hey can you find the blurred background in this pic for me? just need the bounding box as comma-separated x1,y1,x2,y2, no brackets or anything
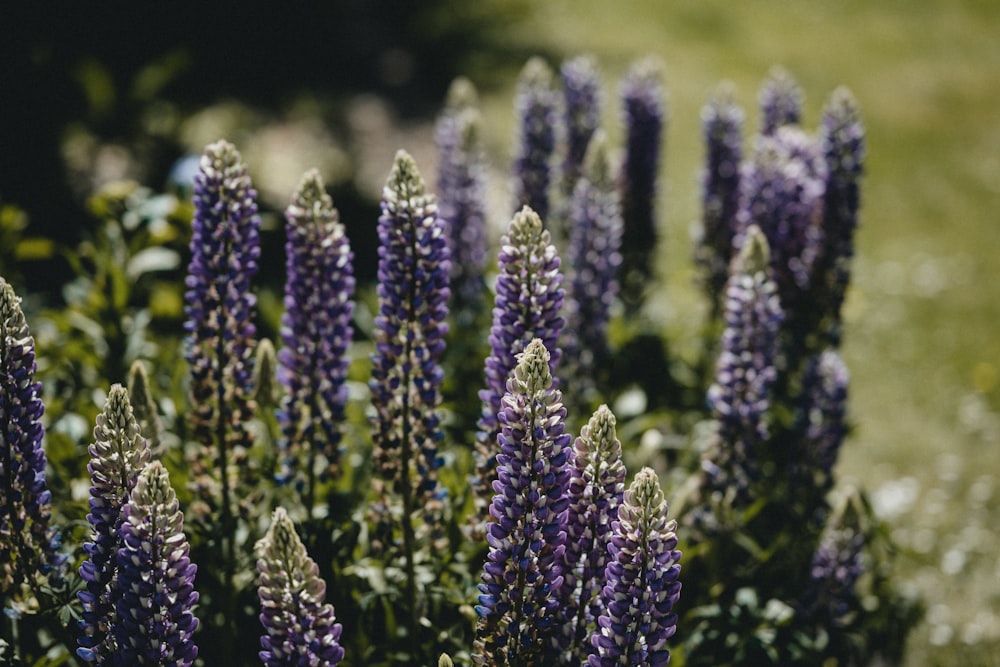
1,1,998,664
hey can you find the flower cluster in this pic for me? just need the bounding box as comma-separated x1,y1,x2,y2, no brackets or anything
474,206,565,531
589,467,681,667
475,339,572,665
77,384,151,663
512,57,559,221
369,150,451,530
560,55,603,194
277,169,355,488
114,461,199,666
793,350,849,496
0,277,63,600
758,67,803,136
256,507,345,667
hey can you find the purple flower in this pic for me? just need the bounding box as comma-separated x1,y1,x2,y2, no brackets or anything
758,67,802,136
277,169,355,489
793,350,849,496
618,57,666,310
560,55,603,194
184,139,260,507
735,126,827,317
696,83,745,316
817,87,865,345
435,78,489,312
77,384,152,663
560,404,626,663
800,493,865,627
114,461,199,666
0,278,64,601
473,206,565,534
563,134,622,402
474,339,572,666
589,467,681,667
369,150,451,531
703,226,784,503
512,57,559,221
256,507,345,667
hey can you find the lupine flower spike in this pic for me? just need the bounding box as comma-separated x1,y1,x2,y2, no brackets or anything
619,56,666,311
278,169,355,497
512,57,559,221
127,360,163,454
256,507,344,667
435,77,489,315
800,490,865,629
474,338,572,666
184,139,261,516
560,404,627,663
696,83,745,317
792,349,849,498
474,206,565,535
77,384,151,663
758,66,802,136
114,461,199,666
1,278,65,604
701,226,783,509
369,150,451,544
589,467,682,667
817,88,865,345
560,55,603,205
563,134,623,404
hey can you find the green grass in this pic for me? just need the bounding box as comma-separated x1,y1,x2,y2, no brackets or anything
470,1,1000,663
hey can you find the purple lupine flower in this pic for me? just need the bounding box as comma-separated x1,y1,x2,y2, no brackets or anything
817,87,865,345
184,139,260,509
562,134,622,403
77,384,152,663
512,57,559,221
618,56,666,310
560,404,627,664
696,83,745,317
702,226,783,503
474,339,572,666
435,78,489,314
560,55,603,196
734,126,827,317
369,150,450,533
256,507,345,667
800,493,865,627
0,278,64,600
114,461,199,666
473,206,565,535
589,467,681,667
793,350,849,496
277,169,355,492
758,67,802,136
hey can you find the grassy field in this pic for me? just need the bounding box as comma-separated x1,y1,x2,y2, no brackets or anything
468,1,1000,663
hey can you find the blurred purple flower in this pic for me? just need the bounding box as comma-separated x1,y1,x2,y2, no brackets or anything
758,67,802,136
257,507,344,667
589,467,681,667
278,169,355,489
800,493,865,627
560,55,603,194
793,349,849,496
113,461,199,666
77,385,151,663
512,57,559,221
475,339,572,665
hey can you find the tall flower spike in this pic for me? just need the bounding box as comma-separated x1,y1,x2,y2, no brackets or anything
792,349,849,497
113,461,199,666
127,360,163,454
702,226,783,504
800,491,865,628
560,404,627,663
589,467,682,667
369,150,450,535
560,55,603,198
618,56,666,311
77,384,152,663
474,206,565,535
696,83,745,317
512,57,558,221
0,278,64,600
278,169,355,495
817,87,865,345
435,78,489,314
474,339,572,666
758,66,802,136
563,133,622,404
257,507,345,667
184,139,261,511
